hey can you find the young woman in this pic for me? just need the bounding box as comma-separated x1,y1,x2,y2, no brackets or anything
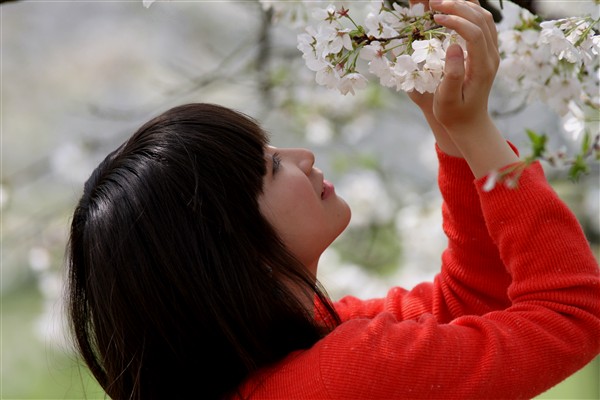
66,0,600,398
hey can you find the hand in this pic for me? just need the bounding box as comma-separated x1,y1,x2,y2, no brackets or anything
429,0,500,132
425,0,517,178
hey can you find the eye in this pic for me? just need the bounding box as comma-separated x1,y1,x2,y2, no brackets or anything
272,152,282,174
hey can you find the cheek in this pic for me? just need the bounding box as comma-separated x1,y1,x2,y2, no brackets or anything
262,186,321,232
259,187,303,234
259,185,329,262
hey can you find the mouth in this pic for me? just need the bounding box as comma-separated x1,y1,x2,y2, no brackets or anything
321,179,334,200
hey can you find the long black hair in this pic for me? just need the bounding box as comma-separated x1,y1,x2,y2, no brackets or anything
66,103,340,399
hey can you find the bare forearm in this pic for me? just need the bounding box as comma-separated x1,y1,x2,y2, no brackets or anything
422,109,519,178
421,111,463,158
445,115,519,178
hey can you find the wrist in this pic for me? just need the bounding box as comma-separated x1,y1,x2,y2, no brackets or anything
421,112,463,158
447,116,520,179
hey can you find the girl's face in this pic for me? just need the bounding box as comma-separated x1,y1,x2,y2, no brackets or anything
259,146,351,275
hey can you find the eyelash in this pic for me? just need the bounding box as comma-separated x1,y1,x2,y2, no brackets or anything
272,153,282,173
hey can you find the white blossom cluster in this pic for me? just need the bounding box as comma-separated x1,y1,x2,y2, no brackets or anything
297,0,600,132
297,2,466,95
496,2,600,143
295,0,599,184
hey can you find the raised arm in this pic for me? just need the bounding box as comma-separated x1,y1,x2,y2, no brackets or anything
430,0,519,177
403,0,519,319
335,0,514,322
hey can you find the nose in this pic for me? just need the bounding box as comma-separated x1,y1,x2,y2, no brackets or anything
293,148,315,175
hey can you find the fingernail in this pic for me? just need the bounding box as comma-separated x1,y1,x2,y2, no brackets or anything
433,14,447,23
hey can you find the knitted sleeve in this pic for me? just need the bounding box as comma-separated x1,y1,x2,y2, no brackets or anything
316,162,600,399
334,146,511,322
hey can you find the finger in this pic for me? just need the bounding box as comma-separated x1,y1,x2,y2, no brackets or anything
436,44,465,108
464,0,498,49
431,0,495,50
433,13,493,78
446,0,498,50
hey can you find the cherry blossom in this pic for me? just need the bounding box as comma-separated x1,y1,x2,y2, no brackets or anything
337,72,368,95
411,38,444,66
365,12,398,39
316,63,342,89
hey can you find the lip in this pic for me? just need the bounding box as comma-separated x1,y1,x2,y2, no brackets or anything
321,179,335,200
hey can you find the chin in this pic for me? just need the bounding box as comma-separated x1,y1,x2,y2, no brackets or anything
337,199,352,233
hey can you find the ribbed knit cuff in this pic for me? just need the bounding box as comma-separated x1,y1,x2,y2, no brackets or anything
474,161,548,222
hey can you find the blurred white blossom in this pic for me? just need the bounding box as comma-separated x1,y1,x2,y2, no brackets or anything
259,0,312,27
35,291,69,348
318,248,387,299
338,170,394,228
562,101,587,142
496,5,599,141
306,116,334,145
28,246,51,272
393,197,444,289
50,142,95,184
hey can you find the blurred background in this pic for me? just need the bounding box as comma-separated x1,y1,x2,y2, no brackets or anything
2,0,598,398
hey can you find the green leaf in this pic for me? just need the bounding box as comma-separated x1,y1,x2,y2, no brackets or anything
526,129,547,159
568,155,589,181
350,26,365,38
581,130,591,154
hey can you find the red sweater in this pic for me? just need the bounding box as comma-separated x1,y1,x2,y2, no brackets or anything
238,148,600,399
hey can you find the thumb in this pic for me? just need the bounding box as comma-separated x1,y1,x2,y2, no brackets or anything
437,44,465,105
